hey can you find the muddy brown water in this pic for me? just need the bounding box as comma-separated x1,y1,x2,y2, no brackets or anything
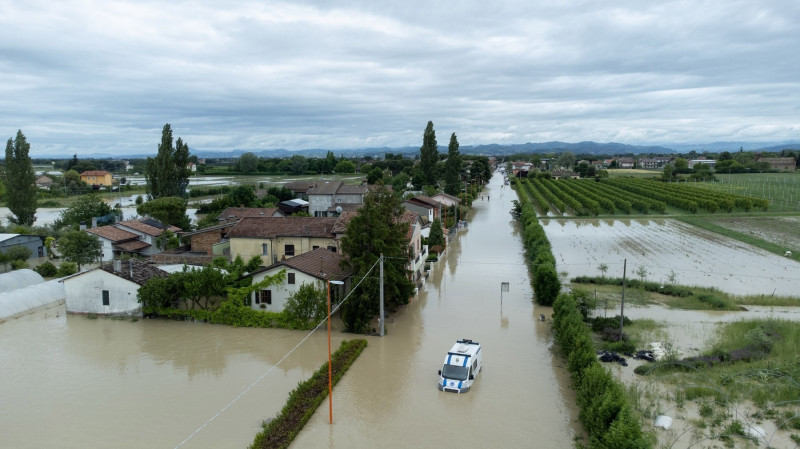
0,173,578,449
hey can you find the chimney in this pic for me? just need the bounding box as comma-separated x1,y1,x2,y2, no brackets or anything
91,217,97,228
80,221,86,231
113,259,122,272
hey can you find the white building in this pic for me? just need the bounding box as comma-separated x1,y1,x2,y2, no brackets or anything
60,259,168,316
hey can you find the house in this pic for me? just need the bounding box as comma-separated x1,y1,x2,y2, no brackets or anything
550,170,580,180
225,216,341,266
245,247,351,313
431,192,460,208
86,218,182,261
283,181,315,200
36,175,53,189
60,259,169,316
756,157,796,171
86,225,149,261
80,170,113,187
0,234,47,259
217,207,284,224
688,158,717,169
402,195,442,225
616,157,635,169
398,211,426,287
307,180,370,217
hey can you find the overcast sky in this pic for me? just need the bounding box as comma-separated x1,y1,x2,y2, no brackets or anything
2,0,799,157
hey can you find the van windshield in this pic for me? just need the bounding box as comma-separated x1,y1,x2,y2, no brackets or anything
441,364,469,381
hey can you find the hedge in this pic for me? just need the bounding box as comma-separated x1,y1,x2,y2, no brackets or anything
250,339,368,449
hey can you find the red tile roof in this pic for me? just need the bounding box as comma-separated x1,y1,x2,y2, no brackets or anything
218,207,280,220
117,219,181,237
86,225,139,242
257,247,351,282
225,217,339,239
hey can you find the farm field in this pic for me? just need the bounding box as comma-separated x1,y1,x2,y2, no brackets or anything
542,217,798,298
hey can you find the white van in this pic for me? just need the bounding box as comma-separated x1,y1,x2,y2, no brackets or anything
437,339,483,393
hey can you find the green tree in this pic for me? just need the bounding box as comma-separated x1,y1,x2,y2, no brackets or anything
443,132,462,195
179,265,228,310
144,124,191,199
136,196,190,230
367,167,384,184
428,217,445,249
55,192,113,228
58,230,102,270
238,152,259,174
5,246,32,263
555,151,576,170
137,275,182,311
673,158,689,173
289,155,308,175
419,121,439,186
340,186,414,333
3,130,38,226
62,169,86,194
334,160,356,174
283,282,327,329
228,185,257,208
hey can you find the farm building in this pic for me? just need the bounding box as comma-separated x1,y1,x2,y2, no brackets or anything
60,259,168,316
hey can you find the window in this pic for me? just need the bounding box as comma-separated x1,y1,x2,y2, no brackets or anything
284,244,295,256
312,245,319,250
102,290,110,306
262,243,269,255
327,246,336,252
256,290,272,305
288,273,295,284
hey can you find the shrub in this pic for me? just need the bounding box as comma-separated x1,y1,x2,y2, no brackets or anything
56,261,78,277
34,261,58,277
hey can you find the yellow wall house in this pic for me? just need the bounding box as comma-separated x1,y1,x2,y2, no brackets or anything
80,170,113,187
225,216,342,266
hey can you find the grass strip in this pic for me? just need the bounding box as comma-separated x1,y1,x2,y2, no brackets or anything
249,339,367,449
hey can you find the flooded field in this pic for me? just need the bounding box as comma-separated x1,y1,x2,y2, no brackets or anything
543,218,799,297
700,216,800,252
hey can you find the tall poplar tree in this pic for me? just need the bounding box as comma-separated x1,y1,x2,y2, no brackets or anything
3,130,37,226
419,121,438,186
339,186,414,333
443,132,462,195
145,124,191,199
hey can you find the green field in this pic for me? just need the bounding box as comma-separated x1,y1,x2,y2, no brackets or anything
694,172,800,212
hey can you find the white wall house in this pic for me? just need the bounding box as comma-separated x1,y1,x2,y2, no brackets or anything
60,259,168,316
247,247,351,313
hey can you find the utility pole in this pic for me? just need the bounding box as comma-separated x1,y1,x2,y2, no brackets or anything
619,259,627,340
379,253,385,336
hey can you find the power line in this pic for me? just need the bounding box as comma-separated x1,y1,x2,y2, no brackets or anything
173,257,380,449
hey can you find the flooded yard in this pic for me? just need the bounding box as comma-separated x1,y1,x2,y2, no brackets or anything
543,218,799,297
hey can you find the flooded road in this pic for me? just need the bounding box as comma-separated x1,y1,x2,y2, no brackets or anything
0,173,578,448
292,175,576,448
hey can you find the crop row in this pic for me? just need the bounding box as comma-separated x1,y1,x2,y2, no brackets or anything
605,178,768,213
519,176,767,215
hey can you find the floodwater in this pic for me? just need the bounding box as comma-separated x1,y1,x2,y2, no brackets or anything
0,173,578,448
543,218,800,297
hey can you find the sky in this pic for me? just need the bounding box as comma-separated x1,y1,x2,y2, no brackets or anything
2,0,799,157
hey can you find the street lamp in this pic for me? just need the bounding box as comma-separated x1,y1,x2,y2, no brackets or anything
326,278,344,425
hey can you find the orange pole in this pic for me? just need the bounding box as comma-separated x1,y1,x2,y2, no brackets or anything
327,279,333,424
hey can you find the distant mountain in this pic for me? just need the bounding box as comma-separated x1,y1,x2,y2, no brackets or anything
37,140,800,159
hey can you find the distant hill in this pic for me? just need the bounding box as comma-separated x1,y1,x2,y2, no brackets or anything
36,140,800,159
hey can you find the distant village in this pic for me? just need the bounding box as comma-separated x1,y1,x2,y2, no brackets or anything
2,144,797,324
